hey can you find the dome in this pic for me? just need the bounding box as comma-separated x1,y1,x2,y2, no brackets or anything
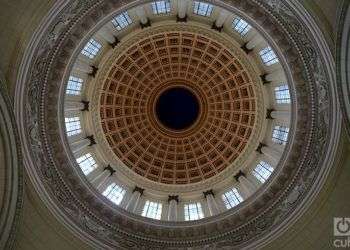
12,0,341,249
96,27,263,185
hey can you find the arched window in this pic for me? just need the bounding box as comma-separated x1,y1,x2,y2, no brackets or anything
222,188,243,209
102,183,126,205
81,38,102,59
193,1,213,17
151,1,171,14
76,153,97,175
252,161,274,183
184,202,204,221
274,84,291,104
66,76,83,95
112,12,132,30
272,125,289,145
142,201,163,220
259,46,279,66
232,18,251,36
65,116,81,136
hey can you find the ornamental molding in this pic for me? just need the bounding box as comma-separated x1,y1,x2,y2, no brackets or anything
14,0,340,249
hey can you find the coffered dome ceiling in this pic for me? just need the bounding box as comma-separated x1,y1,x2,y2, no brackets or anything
98,28,262,184
15,0,340,249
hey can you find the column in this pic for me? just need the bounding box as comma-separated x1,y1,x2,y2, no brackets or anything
203,190,220,216
65,101,85,112
74,60,93,74
215,10,230,28
168,195,178,221
234,171,258,199
260,145,281,166
99,27,115,44
70,138,91,153
125,186,144,213
246,35,264,50
177,0,187,19
91,165,115,191
270,110,290,123
136,6,148,25
265,70,285,82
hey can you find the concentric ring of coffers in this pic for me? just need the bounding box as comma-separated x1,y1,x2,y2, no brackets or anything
99,29,260,185
89,23,272,197
62,0,291,222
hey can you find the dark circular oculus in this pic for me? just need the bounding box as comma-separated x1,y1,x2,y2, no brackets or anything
155,87,200,130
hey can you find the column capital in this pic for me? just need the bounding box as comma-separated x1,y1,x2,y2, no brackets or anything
211,22,223,32
203,189,215,198
140,18,151,29
256,142,266,154
234,170,246,182
81,101,90,111
103,164,116,176
266,109,275,119
260,74,272,84
88,65,98,78
241,42,253,54
109,37,120,48
86,135,96,146
176,14,187,22
133,186,144,195
168,195,179,203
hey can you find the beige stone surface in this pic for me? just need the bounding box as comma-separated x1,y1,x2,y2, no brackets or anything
0,0,55,93
14,174,92,250
300,0,345,54
264,131,350,250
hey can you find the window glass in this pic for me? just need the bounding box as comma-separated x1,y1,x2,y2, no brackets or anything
66,76,83,95
232,18,251,36
184,202,204,221
193,1,213,17
81,39,102,59
222,188,243,209
275,84,291,104
102,183,126,205
151,1,171,14
76,153,97,175
252,161,274,183
142,201,163,220
112,12,132,30
65,117,81,136
259,46,279,66
272,125,289,145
